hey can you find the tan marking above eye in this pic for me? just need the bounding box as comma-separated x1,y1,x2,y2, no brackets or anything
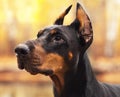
50,29,57,34
68,51,73,60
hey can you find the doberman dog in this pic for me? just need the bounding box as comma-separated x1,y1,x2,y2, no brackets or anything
15,2,120,97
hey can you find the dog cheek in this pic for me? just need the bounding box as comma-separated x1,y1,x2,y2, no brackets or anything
39,53,68,73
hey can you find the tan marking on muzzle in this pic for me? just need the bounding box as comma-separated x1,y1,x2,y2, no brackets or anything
39,53,68,93
32,45,47,65
39,53,67,74
32,47,68,91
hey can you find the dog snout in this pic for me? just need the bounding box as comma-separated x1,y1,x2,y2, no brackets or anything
15,44,30,55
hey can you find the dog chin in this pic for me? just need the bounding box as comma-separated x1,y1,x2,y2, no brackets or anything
26,69,53,76
27,70,38,75
37,69,54,76
27,69,53,76
18,63,24,70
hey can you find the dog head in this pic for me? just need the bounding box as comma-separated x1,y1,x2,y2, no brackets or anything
15,3,93,76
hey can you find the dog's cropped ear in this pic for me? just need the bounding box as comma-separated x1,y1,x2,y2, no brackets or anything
70,3,93,48
54,5,72,25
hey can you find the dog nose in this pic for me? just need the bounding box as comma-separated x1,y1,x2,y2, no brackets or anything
15,44,30,55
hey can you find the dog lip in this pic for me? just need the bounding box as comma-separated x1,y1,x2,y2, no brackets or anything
29,72,38,75
18,62,53,76
16,56,53,76
16,56,25,70
18,62,25,70
18,64,24,69
27,69,39,75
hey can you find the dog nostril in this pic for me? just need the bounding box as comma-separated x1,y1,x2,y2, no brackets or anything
15,44,30,55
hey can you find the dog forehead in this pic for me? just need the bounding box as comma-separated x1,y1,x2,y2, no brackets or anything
38,25,77,44
44,25,76,36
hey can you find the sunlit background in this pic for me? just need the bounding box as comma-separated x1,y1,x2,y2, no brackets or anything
0,0,120,97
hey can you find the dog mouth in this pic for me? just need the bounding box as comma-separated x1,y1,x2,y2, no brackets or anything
16,55,53,76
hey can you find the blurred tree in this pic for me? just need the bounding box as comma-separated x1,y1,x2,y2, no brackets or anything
105,0,120,57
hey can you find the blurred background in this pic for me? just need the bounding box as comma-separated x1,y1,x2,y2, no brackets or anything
0,0,120,97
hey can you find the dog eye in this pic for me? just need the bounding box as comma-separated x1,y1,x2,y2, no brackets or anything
52,35,64,43
54,35,62,41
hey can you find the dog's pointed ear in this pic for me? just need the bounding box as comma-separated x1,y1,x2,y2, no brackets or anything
54,5,72,25
70,3,93,48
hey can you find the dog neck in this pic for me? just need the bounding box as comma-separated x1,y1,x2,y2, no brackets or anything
50,73,64,96
50,53,99,97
